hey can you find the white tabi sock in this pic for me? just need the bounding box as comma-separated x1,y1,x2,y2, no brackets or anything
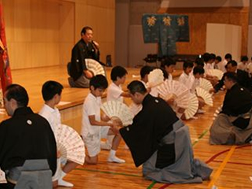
58,170,73,187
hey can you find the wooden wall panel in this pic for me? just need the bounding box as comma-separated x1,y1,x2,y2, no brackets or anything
1,0,115,70
158,7,249,56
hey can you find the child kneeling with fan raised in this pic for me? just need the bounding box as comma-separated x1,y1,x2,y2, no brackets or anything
82,74,125,164
40,81,85,187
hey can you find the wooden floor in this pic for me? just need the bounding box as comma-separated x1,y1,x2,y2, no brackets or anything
6,66,252,189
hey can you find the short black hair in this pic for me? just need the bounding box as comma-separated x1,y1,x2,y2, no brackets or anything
90,74,108,90
225,53,232,60
42,80,63,101
81,26,93,35
5,84,29,107
110,66,128,81
210,53,216,60
140,66,153,79
215,56,222,62
194,57,204,67
160,57,176,68
203,53,211,62
127,80,147,95
241,56,248,62
193,66,205,75
183,61,193,69
227,60,237,67
224,72,238,83
160,68,168,79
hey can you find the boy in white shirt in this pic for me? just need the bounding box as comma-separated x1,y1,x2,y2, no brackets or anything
103,66,130,149
179,61,194,90
140,65,153,87
191,66,204,93
39,81,78,187
82,75,125,164
238,56,249,71
107,66,130,102
160,57,176,81
214,56,222,69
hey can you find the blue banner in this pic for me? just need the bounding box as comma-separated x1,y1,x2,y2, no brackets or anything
142,14,189,56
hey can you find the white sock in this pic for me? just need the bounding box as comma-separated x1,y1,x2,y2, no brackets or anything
109,149,116,157
60,170,67,179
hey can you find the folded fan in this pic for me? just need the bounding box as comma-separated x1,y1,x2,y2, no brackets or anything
101,101,134,126
206,69,223,80
55,124,85,165
157,80,190,109
199,78,213,92
196,87,213,106
184,93,199,119
147,69,164,87
85,58,105,76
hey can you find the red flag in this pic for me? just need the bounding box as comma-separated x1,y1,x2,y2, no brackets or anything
0,3,12,106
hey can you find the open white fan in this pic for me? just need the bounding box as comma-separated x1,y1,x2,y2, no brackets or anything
85,58,105,76
199,78,213,92
157,80,190,109
147,69,164,87
0,169,6,183
196,87,213,106
184,94,199,120
206,69,223,80
55,124,85,165
101,101,134,126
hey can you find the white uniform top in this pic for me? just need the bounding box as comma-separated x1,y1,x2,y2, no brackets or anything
39,104,61,133
81,93,102,137
168,74,173,81
107,82,123,102
218,60,228,72
237,62,248,71
191,76,200,93
140,80,148,88
205,63,214,70
179,72,195,90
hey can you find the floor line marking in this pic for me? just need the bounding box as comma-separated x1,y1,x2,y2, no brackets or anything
207,145,236,188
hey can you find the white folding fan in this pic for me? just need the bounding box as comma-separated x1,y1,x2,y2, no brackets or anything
85,58,105,76
195,87,213,106
199,78,213,92
184,93,199,120
147,69,164,87
55,124,85,165
206,69,224,80
0,169,6,183
101,101,134,126
157,80,190,109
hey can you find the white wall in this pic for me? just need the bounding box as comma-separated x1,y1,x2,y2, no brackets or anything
161,0,249,8
206,23,241,62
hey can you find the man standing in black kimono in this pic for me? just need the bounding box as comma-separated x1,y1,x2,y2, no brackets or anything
68,26,101,88
0,84,57,188
210,72,252,144
120,80,212,184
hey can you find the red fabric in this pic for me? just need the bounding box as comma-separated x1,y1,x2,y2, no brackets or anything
0,3,12,93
